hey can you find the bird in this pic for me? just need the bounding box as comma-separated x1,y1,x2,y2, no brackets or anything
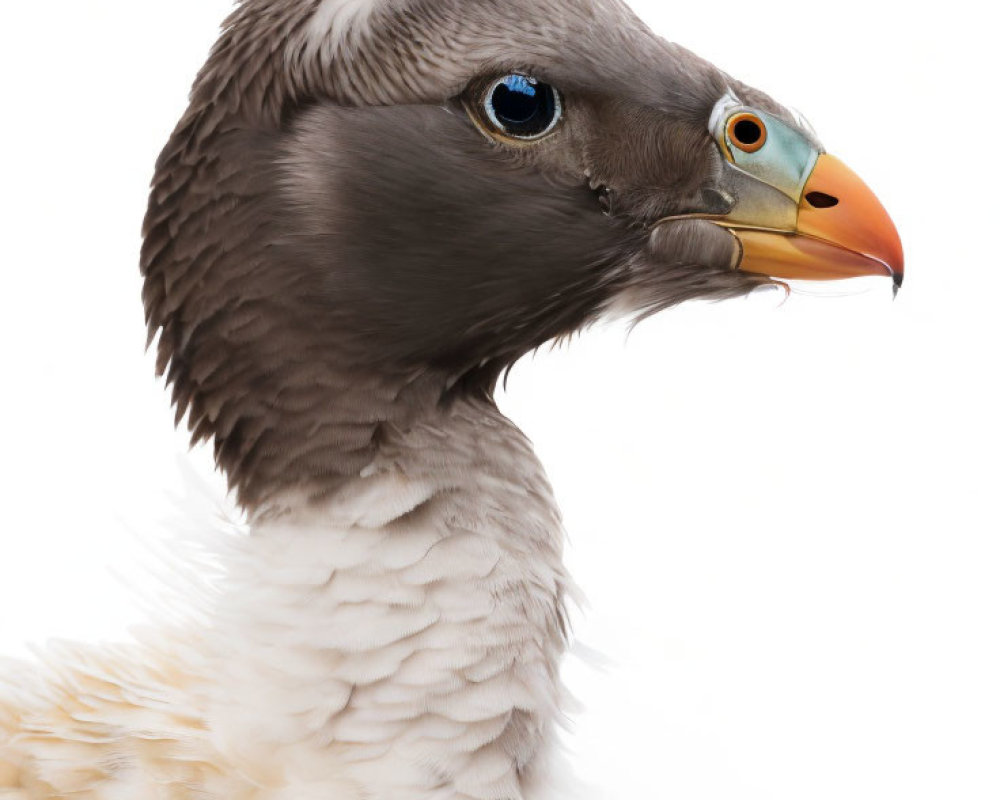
0,0,903,797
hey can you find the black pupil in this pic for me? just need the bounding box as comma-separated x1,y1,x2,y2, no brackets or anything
490,76,558,138
733,119,763,145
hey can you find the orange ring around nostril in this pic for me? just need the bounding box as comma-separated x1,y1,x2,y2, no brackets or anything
727,113,767,154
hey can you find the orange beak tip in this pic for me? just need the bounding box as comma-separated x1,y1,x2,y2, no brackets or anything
728,155,904,293
797,154,904,290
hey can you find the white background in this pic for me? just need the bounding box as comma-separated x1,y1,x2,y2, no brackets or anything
0,1,996,798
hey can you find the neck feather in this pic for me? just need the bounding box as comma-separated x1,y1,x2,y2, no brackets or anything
205,396,573,798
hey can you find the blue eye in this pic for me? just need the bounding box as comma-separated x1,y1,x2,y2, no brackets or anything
483,74,563,140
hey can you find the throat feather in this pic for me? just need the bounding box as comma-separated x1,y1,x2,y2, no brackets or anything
206,399,571,798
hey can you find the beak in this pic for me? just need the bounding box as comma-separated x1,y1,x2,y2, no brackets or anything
726,155,905,292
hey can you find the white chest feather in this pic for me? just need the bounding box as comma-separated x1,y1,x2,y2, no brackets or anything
1,408,573,800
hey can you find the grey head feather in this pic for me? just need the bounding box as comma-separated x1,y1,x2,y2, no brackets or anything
141,0,792,508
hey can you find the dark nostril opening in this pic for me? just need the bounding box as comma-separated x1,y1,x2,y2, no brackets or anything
806,191,839,209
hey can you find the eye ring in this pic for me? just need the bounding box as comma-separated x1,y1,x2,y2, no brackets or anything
478,74,563,142
727,112,767,154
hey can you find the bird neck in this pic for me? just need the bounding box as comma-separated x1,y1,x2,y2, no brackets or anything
207,395,573,797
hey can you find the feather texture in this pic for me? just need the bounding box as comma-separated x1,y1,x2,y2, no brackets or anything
1,400,573,799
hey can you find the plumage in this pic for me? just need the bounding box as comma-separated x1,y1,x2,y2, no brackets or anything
0,0,901,796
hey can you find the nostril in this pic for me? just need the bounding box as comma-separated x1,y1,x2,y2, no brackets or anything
806,191,839,209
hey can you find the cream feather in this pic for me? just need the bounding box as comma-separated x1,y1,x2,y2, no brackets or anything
1,402,576,799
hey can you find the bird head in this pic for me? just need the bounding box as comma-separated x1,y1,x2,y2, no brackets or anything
141,0,903,505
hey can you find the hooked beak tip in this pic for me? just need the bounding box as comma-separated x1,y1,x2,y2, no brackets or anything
728,154,905,293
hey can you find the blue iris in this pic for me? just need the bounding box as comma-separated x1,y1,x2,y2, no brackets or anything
503,75,537,99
